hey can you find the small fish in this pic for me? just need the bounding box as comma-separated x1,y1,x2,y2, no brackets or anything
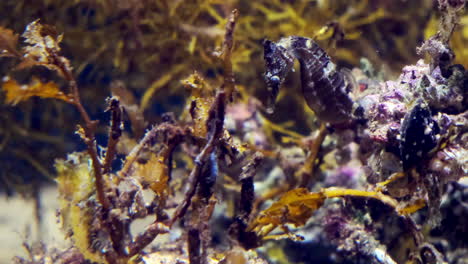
263,36,354,124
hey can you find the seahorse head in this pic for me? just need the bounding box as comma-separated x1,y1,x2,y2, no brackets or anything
263,39,294,113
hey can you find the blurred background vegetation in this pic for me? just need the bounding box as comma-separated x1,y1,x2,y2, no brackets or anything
1,0,467,195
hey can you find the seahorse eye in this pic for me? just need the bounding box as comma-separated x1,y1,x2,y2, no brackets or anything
269,75,280,87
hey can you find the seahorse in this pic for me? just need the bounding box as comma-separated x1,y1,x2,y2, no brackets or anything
263,36,355,124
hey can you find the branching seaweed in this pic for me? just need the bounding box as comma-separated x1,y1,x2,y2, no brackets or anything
1,2,467,264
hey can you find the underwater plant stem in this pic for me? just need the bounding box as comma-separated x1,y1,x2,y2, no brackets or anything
188,228,202,264
67,75,109,210
228,153,264,250
260,116,305,140
298,123,327,187
32,180,42,240
47,46,110,209
220,9,239,100
169,9,236,227
249,187,427,240
73,95,108,209
169,90,226,227
127,222,169,257
402,215,424,247
120,124,168,177
170,12,240,259
239,153,264,216
120,125,159,177
168,129,217,227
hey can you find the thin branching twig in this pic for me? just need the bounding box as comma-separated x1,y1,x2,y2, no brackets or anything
169,9,239,228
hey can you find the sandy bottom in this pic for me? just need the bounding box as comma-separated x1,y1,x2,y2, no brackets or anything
0,185,65,263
